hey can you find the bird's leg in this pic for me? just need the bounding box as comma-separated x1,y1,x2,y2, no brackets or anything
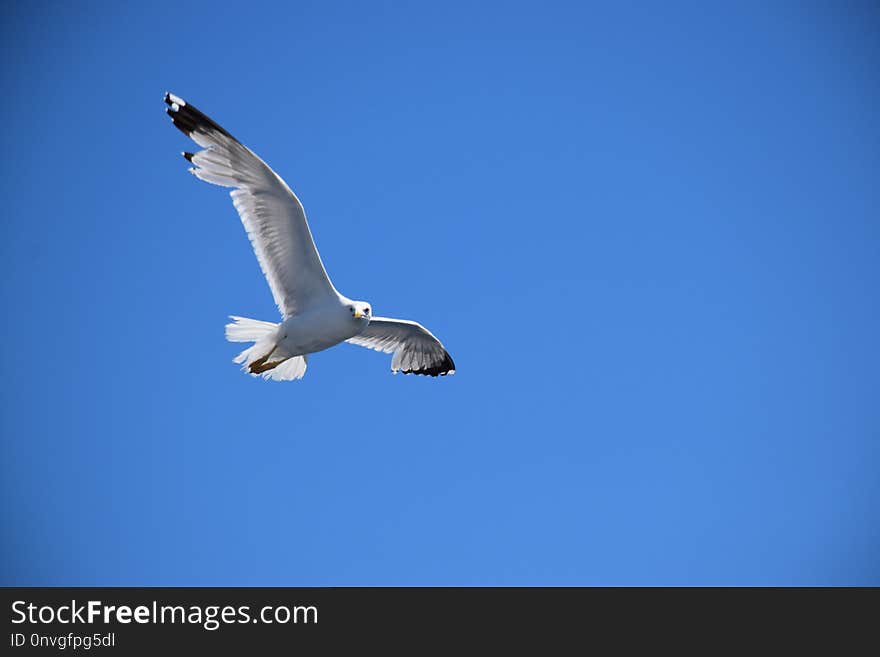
248,346,282,374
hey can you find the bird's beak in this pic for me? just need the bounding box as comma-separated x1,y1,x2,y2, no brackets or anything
354,309,363,319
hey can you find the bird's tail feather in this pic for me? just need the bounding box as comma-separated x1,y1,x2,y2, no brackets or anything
224,315,308,381
225,315,279,343
225,314,278,369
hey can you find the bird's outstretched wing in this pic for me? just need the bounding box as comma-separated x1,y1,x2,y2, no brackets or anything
164,92,337,317
347,317,455,376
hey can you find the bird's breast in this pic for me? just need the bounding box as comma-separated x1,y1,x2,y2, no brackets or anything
278,307,361,356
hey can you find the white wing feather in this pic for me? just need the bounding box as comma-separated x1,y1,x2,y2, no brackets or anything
347,317,455,376
165,93,337,317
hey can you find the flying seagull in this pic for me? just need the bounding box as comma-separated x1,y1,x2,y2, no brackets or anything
164,92,455,381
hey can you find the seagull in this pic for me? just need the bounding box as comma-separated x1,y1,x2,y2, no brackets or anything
164,92,455,381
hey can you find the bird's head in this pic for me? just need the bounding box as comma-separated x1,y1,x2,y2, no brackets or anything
348,301,372,322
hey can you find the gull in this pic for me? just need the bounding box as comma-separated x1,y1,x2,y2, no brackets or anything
164,92,455,381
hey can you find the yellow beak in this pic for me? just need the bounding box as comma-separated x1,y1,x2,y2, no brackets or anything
354,309,363,319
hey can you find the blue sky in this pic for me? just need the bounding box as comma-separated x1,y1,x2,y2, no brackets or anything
1,1,877,585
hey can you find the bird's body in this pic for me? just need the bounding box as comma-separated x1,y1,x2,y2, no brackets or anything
164,92,455,381
277,299,368,357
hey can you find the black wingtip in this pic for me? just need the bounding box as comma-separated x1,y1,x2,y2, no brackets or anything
182,151,194,162
164,92,185,108
402,350,456,377
162,92,236,141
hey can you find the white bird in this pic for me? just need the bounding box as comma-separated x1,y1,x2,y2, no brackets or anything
164,92,455,381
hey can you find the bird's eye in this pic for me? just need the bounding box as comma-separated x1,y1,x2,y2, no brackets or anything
365,308,370,314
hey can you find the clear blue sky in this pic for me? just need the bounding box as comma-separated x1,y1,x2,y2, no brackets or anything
1,1,877,585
